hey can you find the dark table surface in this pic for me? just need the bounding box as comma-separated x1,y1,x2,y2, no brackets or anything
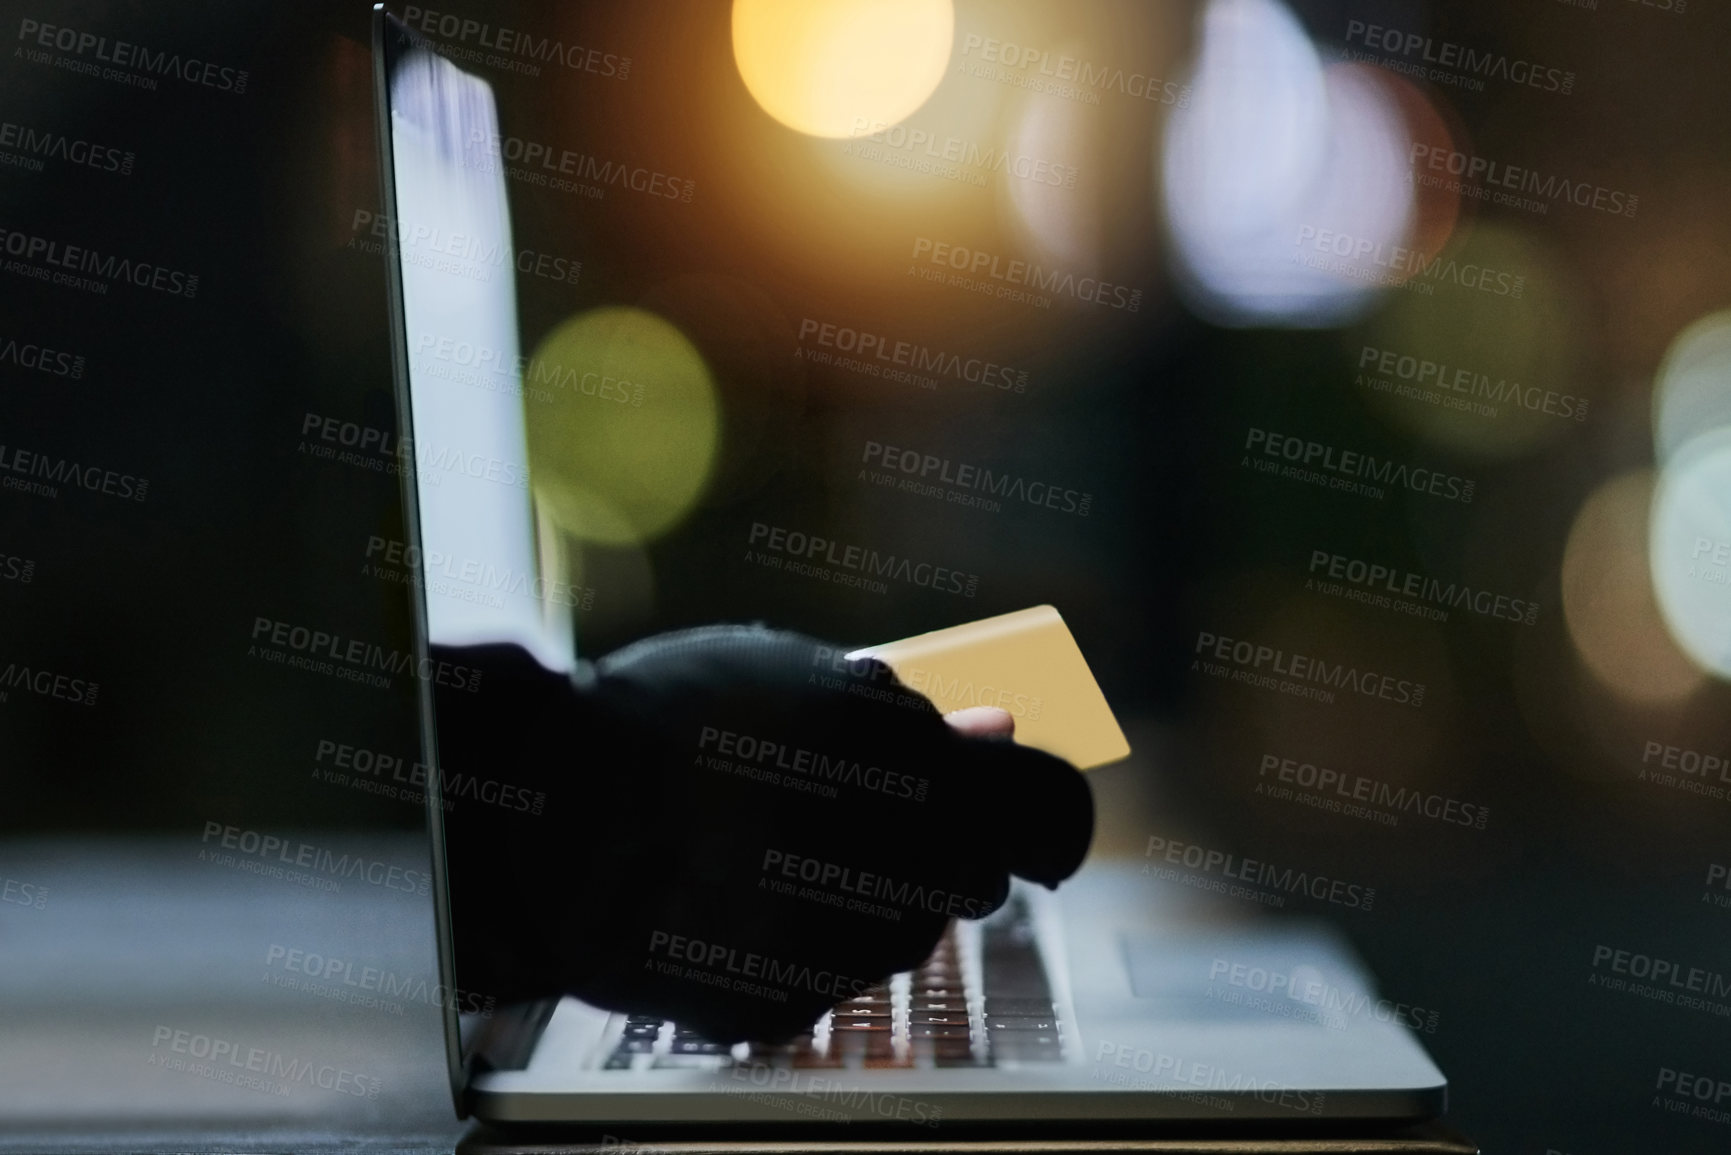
0,834,467,1152
0,827,1485,1155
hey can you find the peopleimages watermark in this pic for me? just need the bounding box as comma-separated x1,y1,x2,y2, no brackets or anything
909,236,1143,312
1144,834,1376,913
0,659,98,707
17,18,249,94
696,725,931,804
1292,226,1525,298
646,929,877,1004
412,332,646,408
197,821,432,897
1690,536,1731,587
0,332,86,379
297,412,407,478
1206,957,1439,1035
0,119,134,177
760,848,987,923
148,1025,380,1101
0,551,34,584
466,129,693,204
846,116,1077,190
0,442,147,503
312,738,547,817
1588,944,1731,1019
1407,144,1636,219
901,664,1042,719
350,210,582,286
0,874,48,910
297,411,532,491
1654,1065,1731,1127
797,316,1029,394
263,943,495,1017
1092,1040,1326,1114
860,440,1092,518
0,225,198,298
247,616,484,693
1340,20,1575,96
956,35,1190,108
1638,739,1731,803
721,1065,944,1126
1355,344,1588,424
1193,629,1426,709
1556,0,1687,15
1307,548,1538,627
402,5,631,80
807,644,1043,723
1242,427,1475,505
1256,752,1488,831
1706,863,1731,911
1610,0,1687,14
744,521,980,599
363,535,595,613
806,647,934,715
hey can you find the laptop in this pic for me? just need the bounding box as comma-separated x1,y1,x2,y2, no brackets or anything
369,4,1446,1127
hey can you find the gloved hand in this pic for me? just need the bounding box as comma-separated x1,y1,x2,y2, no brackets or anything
432,624,1093,1044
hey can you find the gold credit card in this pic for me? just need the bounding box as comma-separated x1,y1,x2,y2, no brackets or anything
849,605,1131,770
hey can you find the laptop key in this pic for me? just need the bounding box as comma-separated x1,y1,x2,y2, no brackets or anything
831,1018,893,1032
989,1036,1060,1056
671,1039,733,1055
908,1023,972,1039
908,1009,969,1026
983,998,1055,1016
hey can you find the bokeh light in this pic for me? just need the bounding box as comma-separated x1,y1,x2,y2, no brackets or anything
1353,225,1579,458
1561,470,1703,705
1161,0,1413,326
1377,71,1461,275
1002,76,1104,271
732,0,954,139
1650,426,1731,680
1651,310,1731,464
525,308,719,546
1643,311,1731,683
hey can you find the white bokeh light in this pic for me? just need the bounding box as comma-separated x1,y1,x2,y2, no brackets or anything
1651,427,1731,680
1652,310,1731,465
1162,0,1414,326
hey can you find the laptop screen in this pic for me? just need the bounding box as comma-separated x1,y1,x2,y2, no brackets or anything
377,14,572,674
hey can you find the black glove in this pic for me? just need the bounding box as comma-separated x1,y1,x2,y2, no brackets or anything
432,624,1093,1044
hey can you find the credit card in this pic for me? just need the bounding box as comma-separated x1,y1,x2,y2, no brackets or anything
849,605,1130,770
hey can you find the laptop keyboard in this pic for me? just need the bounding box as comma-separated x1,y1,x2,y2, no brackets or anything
602,896,1066,1070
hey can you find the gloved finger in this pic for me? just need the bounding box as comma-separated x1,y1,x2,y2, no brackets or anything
948,736,1094,890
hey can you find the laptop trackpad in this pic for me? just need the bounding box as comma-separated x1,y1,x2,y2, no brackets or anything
1120,927,1379,1025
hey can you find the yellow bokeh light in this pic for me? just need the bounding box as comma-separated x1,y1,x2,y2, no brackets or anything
732,0,954,138
1560,470,1703,706
525,308,718,546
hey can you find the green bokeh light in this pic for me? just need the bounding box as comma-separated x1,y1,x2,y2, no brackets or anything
526,307,719,545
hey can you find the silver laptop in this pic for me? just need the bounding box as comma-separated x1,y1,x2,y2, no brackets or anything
369,4,1446,1127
